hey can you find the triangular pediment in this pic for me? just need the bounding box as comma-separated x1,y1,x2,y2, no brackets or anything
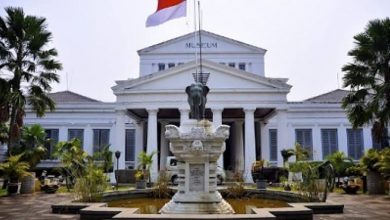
137,30,266,55
112,60,290,94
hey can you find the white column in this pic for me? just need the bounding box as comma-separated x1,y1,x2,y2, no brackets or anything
277,110,288,167
244,108,256,183
147,108,158,182
234,120,244,172
135,121,144,168
59,126,67,141
179,108,190,125
160,121,169,171
338,124,348,155
260,121,268,161
313,124,322,160
114,110,126,170
84,124,93,156
363,126,372,152
212,108,224,168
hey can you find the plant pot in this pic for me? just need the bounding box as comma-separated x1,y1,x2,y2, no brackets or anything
136,180,146,189
7,182,21,195
367,171,385,194
256,179,267,190
251,172,265,183
288,172,303,182
20,172,36,194
341,185,360,194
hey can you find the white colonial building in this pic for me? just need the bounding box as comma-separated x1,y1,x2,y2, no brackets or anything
21,30,386,182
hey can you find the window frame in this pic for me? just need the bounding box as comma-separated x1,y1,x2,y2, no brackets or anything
295,129,313,160
321,128,338,159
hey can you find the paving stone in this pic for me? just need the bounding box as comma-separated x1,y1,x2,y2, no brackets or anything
0,192,390,219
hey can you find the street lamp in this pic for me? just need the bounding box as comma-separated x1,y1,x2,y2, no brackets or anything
115,151,121,190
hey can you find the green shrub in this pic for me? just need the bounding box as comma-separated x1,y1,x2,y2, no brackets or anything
152,171,171,199
73,161,108,202
226,171,245,198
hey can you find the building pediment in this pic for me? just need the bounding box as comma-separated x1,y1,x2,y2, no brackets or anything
137,30,266,55
112,60,291,95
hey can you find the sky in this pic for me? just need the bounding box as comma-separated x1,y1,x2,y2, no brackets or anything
0,0,389,102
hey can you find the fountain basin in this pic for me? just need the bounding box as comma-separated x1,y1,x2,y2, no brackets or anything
52,189,344,219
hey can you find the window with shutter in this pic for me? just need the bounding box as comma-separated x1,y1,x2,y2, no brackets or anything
45,129,59,159
347,129,364,160
93,129,110,155
321,129,338,159
269,129,278,161
68,129,84,147
125,129,136,162
295,129,313,160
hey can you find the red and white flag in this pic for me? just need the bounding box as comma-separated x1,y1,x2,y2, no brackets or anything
146,0,187,27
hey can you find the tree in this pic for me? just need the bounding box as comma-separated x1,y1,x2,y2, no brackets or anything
54,138,88,191
0,7,62,151
17,124,47,169
342,18,390,141
137,151,156,185
326,151,353,185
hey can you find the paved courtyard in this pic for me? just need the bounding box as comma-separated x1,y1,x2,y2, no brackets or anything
0,192,389,219
0,193,78,220
315,193,390,220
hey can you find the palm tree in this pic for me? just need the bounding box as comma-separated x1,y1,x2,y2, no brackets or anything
137,151,156,185
326,151,353,185
18,124,47,169
342,18,390,140
0,7,62,151
54,138,88,191
0,153,30,182
376,148,390,180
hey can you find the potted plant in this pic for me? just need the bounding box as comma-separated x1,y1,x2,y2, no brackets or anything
17,125,47,194
361,149,385,194
0,154,31,195
376,148,390,195
251,160,266,189
135,170,146,189
137,151,156,187
326,151,353,187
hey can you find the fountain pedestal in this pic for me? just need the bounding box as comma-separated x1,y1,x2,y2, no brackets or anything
160,120,234,214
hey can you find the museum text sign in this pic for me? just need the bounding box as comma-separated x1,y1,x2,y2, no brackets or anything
185,42,218,49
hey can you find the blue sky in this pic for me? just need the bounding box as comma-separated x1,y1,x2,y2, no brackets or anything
0,0,389,102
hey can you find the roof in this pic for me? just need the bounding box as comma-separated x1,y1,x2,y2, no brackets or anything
48,91,101,103
112,59,291,92
304,89,349,103
137,30,267,54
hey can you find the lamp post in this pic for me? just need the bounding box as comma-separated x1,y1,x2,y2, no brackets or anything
115,151,121,190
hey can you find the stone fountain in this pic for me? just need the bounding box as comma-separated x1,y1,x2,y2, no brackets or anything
160,82,234,214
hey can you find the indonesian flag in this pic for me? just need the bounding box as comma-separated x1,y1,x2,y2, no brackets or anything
146,0,187,27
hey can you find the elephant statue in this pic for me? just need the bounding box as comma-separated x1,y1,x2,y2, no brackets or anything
185,83,209,120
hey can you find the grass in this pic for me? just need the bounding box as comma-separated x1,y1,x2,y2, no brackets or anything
0,188,7,197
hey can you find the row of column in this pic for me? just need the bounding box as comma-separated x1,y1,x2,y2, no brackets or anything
115,107,259,183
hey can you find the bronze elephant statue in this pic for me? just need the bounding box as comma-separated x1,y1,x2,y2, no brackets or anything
185,83,209,120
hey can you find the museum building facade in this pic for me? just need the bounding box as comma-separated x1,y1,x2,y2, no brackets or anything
20,30,385,182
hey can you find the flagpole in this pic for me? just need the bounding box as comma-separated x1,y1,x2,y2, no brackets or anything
198,0,203,75
193,0,198,81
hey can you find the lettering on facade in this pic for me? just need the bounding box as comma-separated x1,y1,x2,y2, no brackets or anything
185,42,218,49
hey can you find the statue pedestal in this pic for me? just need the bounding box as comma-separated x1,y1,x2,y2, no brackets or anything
160,120,234,214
